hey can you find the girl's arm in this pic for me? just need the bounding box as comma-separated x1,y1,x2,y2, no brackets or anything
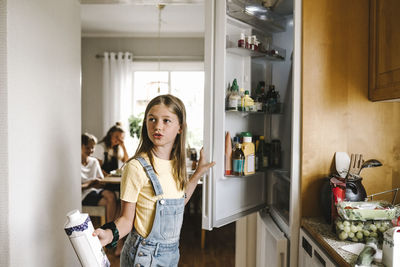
121,144,129,162
117,137,129,162
93,200,136,246
184,148,215,205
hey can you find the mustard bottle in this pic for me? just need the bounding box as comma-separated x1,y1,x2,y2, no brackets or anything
241,132,255,175
243,90,255,111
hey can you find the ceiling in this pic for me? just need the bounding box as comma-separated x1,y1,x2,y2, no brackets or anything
81,2,205,37
80,0,293,37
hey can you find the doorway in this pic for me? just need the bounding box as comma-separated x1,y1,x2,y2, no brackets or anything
80,2,235,266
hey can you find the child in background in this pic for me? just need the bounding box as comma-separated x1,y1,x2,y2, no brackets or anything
93,94,215,266
93,122,129,176
81,133,119,223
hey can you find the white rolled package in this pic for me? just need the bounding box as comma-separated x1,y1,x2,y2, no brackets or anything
64,209,110,267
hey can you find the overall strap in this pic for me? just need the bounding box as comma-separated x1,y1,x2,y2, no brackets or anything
136,157,164,196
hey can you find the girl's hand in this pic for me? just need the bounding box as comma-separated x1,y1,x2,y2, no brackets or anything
194,148,216,177
93,228,113,247
117,136,125,147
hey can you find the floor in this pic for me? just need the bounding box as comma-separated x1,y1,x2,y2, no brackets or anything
100,211,236,267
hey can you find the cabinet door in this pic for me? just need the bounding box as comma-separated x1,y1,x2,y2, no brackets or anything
369,0,400,101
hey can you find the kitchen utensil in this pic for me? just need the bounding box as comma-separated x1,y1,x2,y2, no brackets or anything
358,159,383,175
347,154,364,179
335,152,350,178
345,176,367,202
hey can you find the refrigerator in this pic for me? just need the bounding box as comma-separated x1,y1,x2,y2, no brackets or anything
202,0,301,266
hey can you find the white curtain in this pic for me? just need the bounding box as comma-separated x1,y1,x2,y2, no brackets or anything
102,51,133,135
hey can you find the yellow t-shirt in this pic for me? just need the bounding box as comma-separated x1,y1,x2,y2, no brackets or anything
120,154,184,237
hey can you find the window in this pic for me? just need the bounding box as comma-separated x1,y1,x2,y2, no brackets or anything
130,62,204,151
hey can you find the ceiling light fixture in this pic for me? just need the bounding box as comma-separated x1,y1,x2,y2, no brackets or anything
156,3,165,93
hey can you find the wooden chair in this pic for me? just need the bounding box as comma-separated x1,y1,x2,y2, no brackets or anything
82,205,106,226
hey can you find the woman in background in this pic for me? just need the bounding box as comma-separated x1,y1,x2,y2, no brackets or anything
93,122,129,176
81,133,119,223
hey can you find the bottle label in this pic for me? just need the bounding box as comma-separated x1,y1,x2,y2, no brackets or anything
262,156,268,168
228,99,238,110
233,159,244,175
246,154,255,173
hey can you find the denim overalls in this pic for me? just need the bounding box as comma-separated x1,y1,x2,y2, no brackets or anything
120,157,185,267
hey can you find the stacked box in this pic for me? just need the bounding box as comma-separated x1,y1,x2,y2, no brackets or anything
335,201,397,243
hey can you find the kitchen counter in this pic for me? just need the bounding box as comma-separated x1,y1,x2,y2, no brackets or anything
301,217,366,266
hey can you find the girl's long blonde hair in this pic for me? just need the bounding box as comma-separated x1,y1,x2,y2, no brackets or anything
133,94,188,190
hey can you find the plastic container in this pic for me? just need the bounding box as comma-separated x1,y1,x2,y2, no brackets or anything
64,210,110,267
241,132,255,175
238,33,245,48
242,90,255,111
225,132,232,175
232,143,245,176
337,201,397,221
228,79,240,111
335,217,391,243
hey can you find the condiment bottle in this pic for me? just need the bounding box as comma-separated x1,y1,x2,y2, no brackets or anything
190,149,198,170
232,143,245,176
243,90,255,111
232,136,240,147
255,81,266,111
241,132,255,175
254,40,259,51
270,139,281,168
238,33,245,48
225,132,232,175
257,136,268,170
228,79,240,111
251,35,257,50
239,88,245,111
246,36,252,49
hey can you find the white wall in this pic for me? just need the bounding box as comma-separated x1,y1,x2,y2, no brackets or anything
81,37,204,139
4,0,81,266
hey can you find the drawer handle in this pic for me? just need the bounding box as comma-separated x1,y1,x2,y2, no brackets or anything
302,237,312,257
314,250,326,267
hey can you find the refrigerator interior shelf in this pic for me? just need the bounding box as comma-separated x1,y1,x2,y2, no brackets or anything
225,103,284,115
226,110,264,117
226,47,285,61
226,0,286,34
225,171,264,179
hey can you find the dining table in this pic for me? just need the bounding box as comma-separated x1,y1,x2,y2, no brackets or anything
98,176,121,185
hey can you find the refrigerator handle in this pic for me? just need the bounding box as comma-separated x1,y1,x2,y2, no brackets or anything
201,169,212,230
201,0,215,231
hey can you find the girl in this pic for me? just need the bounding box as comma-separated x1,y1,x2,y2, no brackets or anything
93,94,215,266
81,133,118,223
93,122,129,176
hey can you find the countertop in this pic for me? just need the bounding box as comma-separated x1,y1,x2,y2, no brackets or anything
301,217,384,267
302,217,356,266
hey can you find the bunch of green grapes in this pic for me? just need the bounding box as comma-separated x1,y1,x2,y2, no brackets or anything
335,219,391,243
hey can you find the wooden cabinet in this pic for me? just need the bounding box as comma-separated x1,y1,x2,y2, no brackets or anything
369,0,400,101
